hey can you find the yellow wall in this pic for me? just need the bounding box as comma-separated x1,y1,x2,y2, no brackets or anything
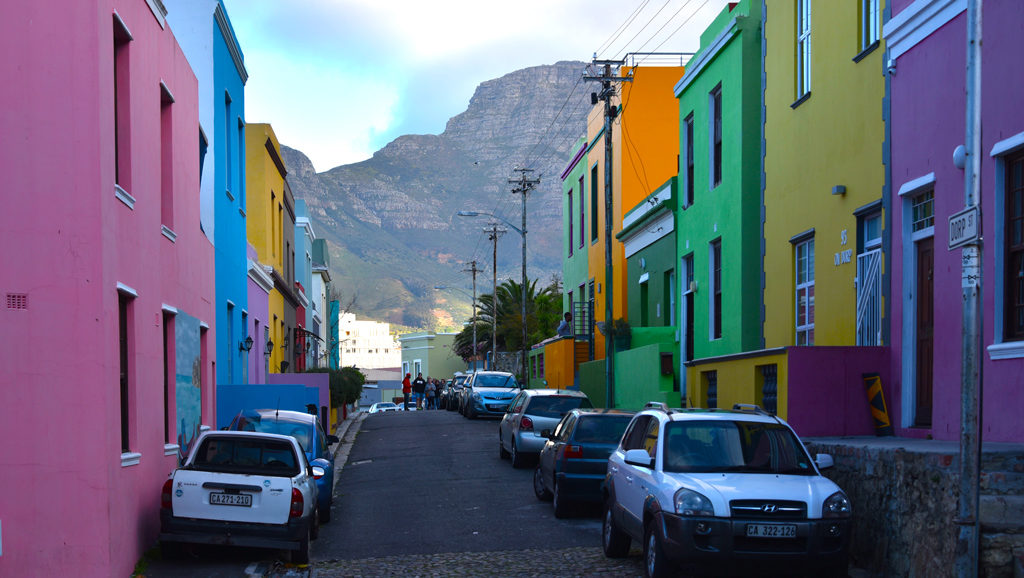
587,66,684,356
542,338,577,389
687,351,789,418
763,1,886,347
246,123,288,371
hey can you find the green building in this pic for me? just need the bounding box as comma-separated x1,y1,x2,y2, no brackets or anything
398,331,465,380
561,137,592,339
673,0,763,406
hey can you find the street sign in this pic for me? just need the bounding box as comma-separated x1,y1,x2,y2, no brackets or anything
948,205,980,250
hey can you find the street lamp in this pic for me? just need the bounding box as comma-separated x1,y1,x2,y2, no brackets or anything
457,209,527,379
435,285,477,369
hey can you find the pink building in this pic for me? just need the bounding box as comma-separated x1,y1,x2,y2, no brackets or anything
885,0,1024,442
0,1,215,575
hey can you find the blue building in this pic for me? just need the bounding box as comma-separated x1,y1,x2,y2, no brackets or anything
167,0,250,384
294,199,317,370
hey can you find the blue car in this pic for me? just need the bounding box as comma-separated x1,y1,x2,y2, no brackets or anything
461,371,520,419
227,409,339,522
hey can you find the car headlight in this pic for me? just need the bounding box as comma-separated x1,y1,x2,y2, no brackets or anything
471,392,481,401
674,488,714,517
823,491,851,518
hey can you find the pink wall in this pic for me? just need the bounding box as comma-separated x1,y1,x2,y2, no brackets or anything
0,1,213,576
787,347,892,437
888,3,1024,442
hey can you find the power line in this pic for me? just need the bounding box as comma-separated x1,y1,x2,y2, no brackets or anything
595,0,651,59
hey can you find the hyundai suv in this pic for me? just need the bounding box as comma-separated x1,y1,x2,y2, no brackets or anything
602,403,851,577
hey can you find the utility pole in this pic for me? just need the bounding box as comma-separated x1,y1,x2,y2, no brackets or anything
484,224,506,370
956,1,983,575
509,168,540,382
463,260,480,370
585,58,630,408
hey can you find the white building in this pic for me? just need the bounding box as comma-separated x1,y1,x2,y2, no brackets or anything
338,312,401,369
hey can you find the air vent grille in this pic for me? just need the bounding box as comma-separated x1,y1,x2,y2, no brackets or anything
6,293,28,310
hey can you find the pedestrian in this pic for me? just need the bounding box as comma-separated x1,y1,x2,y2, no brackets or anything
402,373,412,411
412,372,427,410
425,379,436,410
557,312,573,337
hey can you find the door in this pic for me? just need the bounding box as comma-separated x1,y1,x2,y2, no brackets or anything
915,237,934,427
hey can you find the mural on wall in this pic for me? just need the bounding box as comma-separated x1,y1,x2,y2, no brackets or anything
175,311,202,464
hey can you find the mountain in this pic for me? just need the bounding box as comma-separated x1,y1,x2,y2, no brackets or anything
282,61,591,329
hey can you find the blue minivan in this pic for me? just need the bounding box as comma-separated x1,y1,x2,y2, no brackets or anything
227,409,339,522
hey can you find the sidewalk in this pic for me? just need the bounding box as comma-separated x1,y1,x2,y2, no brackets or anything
330,409,366,463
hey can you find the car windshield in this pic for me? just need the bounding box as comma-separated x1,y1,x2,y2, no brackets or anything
192,437,300,476
232,418,312,452
473,374,517,388
378,403,395,408
572,415,632,443
526,396,593,418
662,420,815,475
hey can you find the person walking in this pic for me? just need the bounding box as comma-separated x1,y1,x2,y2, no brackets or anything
412,373,427,410
425,379,437,410
402,373,412,411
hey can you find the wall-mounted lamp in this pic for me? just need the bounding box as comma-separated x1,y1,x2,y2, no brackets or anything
265,340,274,356
282,334,290,350
239,336,254,352
280,361,289,373
832,185,847,196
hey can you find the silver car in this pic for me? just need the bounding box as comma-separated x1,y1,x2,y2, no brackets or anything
498,389,593,468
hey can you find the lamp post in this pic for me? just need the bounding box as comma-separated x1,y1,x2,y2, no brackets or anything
457,210,527,378
435,285,477,369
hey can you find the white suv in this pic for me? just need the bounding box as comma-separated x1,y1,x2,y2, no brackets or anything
602,403,851,577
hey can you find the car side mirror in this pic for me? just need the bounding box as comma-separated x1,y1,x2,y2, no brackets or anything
540,429,552,439
310,466,326,479
327,435,340,445
624,449,654,468
815,453,835,470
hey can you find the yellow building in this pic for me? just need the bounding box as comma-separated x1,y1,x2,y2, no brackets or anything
690,0,889,436
246,123,290,374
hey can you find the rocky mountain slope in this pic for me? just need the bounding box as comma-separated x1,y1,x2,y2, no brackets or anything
283,61,591,329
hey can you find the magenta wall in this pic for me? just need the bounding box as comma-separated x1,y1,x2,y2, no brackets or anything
888,3,1024,442
267,373,332,417
0,1,213,576
247,243,271,383
787,347,892,437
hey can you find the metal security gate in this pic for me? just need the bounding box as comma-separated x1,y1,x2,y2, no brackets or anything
856,249,882,346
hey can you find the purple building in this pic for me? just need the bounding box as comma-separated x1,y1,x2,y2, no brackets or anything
885,0,1024,442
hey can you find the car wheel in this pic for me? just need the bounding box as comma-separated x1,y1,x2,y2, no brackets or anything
602,502,631,558
499,435,511,460
552,480,570,518
466,403,477,420
310,507,320,540
533,466,552,501
510,440,526,468
292,526,311,564
643,521,672,578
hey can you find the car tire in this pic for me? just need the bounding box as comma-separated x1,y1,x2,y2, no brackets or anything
552,480,570,518
510,440,527,468
643,521,672,578
602,502,631,558
293,526,311,564
499,435,511,460
310,507,320,540
533,466,552,501
466,403,477,420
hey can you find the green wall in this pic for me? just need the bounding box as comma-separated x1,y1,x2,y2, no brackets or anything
579,328,678,410
562,137,590,314
675,0,763,362
625,232,677,328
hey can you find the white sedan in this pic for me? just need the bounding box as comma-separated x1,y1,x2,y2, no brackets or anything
368,402,401,414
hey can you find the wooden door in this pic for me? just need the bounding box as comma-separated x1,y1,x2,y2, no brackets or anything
915,237,934,427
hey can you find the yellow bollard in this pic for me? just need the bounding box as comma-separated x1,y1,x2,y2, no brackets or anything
862,373,893,436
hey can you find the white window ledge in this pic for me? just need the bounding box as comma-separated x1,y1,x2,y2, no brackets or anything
121,452,142,467
162,225,177,242
115,184,135,209
164,444,179,456
987,341,1024,360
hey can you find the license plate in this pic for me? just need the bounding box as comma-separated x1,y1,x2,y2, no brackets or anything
746,523,796,538
210,492,252,507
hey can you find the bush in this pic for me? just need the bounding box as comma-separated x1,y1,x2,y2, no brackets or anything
304,367,365,407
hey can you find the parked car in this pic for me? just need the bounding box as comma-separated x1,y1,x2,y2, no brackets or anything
440,374,466,410
369,402,400,414
227,409,339,523
160,430,322,563
450,372,474,412
533,409,635,518
602,402,852,577
498,389,593,468
460,371,520,418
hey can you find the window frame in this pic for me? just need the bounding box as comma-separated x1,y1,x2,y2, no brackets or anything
795,237,815,345
710,239,722,340
567,187,574,257
796,0,812,100
684,112,695,207
1005,151,1024,341
709,85,722,189
860,0,880,53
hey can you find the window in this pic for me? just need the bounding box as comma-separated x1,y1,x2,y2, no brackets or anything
710,86,722,188
118,292,134,453
163,311,174,444
225,92,232,193
160,84,174,228
857,211,883,346
226,302,234,380
578,175,585,249
796,0,812,99
567,188,574,257
113,15,133,193
665,269,676,327
684,113,695,206
238,119,245,209
795,238,815,345
710,239,722,339
1007,152,1024,340
912,190,934,233
860,0,880,52
199,129,208,186
591,164,599,242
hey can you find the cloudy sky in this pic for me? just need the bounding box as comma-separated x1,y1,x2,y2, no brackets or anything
222,0,731,172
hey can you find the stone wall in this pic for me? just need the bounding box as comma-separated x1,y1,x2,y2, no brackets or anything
804,439,1024,577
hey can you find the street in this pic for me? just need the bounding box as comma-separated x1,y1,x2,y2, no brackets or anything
143,410,645,577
